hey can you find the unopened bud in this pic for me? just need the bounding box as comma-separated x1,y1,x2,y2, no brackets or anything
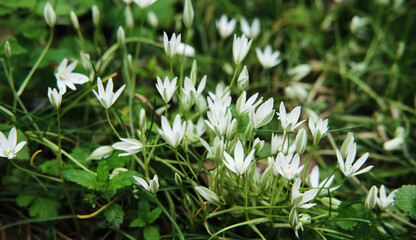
92,5,100,27
320,197,341,209
183,0,194,29
44,2,56,28
245,122,253,140
70,11,80,30
190,60,197,85
174,173,182,187
80,52,92,72
340,132,354,159
139,108,147,131
195,186,219,204
147,11,158,29
252,137,264,154
295,129,307,155
87,146,114,160
4,41,11,58
365,185,378,211
117,26,125,47
237,65,249,90
125,5,134,30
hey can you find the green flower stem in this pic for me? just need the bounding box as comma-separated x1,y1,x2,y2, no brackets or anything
223,64,241,97
106,109,121,139
314,166,338,199
1,59,40,132
121,49,134,137
142,189,185,240
174,148,198,180
17,28,54,97
28,134,96,175
96,37,163,75
208,218,268,240
76,28,85,51
301,142,317,189
243,177,266,240
9,158,62,182
56,109,79,232
179,29,190,88
170,60,174,76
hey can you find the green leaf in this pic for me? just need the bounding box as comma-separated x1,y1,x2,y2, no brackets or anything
395,184,416,218
108,170,139,190
38,160,60,176
336,202,365,230
96,161,109,190
104,203,124,227
129,217,147,228
16,194,36,207
147,208,162,225
62,170,97,190
70,147,91,167
29,197,59,218
138,200,150,221
143,226,160,240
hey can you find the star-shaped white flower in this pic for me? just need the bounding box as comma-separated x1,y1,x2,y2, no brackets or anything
156,76,177,104
236,91,263,117
307,165,339,195
163,32,181,59
256,45,281,69
291,178,319,209
273,153,304,180
92,78,126,109
216,14,237,39
223,140,255,176
112,138,143,156
249,98,275,129
158,114,186,148
336,143,373,177
133,175,159,194
240,17,260,39
0,127,26,159
277,101,305,132
233,34,253,65
47,87,64,109
377,185,397,210
55,58,89,94
308,118,329,144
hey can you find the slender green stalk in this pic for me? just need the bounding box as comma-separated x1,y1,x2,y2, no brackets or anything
179,29,190,88
106,109,121,139
142,189,185,240
9,159,62,182
17,28,54,96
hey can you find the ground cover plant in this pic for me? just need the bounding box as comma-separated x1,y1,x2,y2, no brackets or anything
1,0,416,239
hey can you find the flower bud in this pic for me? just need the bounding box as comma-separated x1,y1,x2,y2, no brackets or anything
184,193,193,207
340,132,354,159
183,0,194,29
289,208,299,228
383,126,405,151
109,168,128,179
237,65,249,90
124,5,134,30
139,108,147,131
70,11,80,30
117,26,125,47
174,173,182,187
127,54,134,72
295,128,307,155
44,2,56,28
226,119,237,140
80,52,92,72
47,87,64,109
92,5,100,27
252,137,264,154
213,137,224,162
195,186,220,204
287,64,311,82
320,197,341,209
245,122,253,140
147,11,158,28
4,41,11,58
190,60,197,85
365,185,378,211
87,146,114,160
285,85,308,100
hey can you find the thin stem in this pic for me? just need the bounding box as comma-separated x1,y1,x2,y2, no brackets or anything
9,159,62,183
17,28,54,96
179,29,190,88
106,109,121,139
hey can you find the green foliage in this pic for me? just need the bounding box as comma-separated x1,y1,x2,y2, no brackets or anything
38,160,60,176
144,226,160,240
395,185,416,218
336,202,366,230
29,197,60,219
104,203,125,227
62,170,97,190
16,194,36,207
108,170,140,190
